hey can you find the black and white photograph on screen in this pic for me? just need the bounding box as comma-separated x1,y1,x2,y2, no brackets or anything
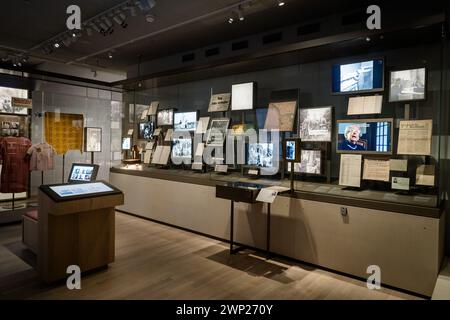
389,68,426,102
299,107,332,141
285,141,296,161
172,138,192,159
300,150,321,174
85,127,102,152
174,112,197,131
206,119,229,146
139,122,154,140
157,109,174,126
248,143,273,168
340,61,374,92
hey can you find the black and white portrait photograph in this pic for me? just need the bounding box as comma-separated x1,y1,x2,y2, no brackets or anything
389,68,426,102
157,109,174,126
247,143,273,168
299,107,332,141
206,118,230,146
85,127,102,152
172,138,192,159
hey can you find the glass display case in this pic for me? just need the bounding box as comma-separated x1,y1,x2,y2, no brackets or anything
117,11,449,215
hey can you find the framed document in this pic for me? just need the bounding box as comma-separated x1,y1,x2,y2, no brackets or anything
264,101,297,131
397,120,432,156
84,127,102,152
339,154,362,188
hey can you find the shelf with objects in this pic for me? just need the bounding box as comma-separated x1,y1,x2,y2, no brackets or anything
110,18,448,296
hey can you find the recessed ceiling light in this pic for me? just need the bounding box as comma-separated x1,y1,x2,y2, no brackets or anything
228,17,234,24
108,52,113,59
278,1,285,6
145,14,155,23
54,42,60,48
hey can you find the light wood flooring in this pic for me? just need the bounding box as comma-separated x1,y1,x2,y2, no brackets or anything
0,212,420,300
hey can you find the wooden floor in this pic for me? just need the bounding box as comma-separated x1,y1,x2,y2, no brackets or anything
0,212,420,300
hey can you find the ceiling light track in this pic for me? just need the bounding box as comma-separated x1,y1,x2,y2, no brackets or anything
27,0,158,56
68,0,255,65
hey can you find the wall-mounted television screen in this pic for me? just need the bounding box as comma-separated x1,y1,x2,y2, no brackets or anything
389,67,426,102
332,59,384,94
336,118,393,154
247,143,273,168
174,111,197,131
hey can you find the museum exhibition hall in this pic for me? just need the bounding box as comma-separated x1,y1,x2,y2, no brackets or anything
0,0,450,304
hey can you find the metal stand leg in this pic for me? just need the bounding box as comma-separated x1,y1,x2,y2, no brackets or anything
12,193,15,211
230,200,234,253
266,203,271,259
62,154,65,184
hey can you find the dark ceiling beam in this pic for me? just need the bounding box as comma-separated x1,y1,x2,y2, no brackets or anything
112,12,445,89
0,63,124,92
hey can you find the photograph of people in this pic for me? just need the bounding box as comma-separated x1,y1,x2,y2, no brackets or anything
299,107,332,141
248,143,273,168
139,122,154,139
339,124,366,151
389,68,426,101
174,112,196,131
299,150,321,174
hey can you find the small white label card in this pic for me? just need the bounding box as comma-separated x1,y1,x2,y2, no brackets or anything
391,177,410,190
215,164,228,173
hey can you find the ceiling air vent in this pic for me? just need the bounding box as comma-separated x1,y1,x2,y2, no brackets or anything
262,32,282,45
182,53,195,63
205,47,220,57
297,22,321,36
232,40,249,51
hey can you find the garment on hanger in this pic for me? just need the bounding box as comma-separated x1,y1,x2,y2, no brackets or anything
27,142,56,171
0,136,31,193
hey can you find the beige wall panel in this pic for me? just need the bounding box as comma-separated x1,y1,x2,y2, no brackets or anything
110,172,443,296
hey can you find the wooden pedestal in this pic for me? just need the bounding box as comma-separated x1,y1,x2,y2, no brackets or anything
38,189,124,283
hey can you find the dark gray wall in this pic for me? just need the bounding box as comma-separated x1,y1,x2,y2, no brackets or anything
127,41,444,176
